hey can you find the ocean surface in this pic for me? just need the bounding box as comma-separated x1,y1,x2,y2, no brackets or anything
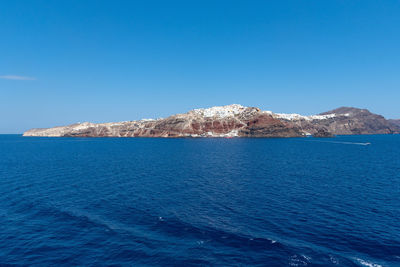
0,134,399,266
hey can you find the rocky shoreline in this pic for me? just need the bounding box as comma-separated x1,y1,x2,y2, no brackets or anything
23,104,400,138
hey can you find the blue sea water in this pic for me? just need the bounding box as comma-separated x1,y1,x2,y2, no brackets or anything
0,135,399,266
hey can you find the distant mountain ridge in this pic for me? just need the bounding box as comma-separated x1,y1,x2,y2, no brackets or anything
23,104,400,138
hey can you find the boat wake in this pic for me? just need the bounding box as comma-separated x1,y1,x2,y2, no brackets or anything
305,140,371,146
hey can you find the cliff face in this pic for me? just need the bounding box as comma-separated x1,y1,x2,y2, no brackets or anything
23,104,400,138
319,107,399,135
389,119,400,128
279,107,400,135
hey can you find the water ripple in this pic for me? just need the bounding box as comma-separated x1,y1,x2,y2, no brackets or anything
0,135,399,266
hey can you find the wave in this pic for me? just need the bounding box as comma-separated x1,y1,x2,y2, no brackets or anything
354,257,383,267
151,215,283,251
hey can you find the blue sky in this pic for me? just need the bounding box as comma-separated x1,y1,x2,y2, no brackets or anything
1,0,400,133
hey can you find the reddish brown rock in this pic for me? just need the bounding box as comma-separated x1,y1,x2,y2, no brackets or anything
239,114,303,137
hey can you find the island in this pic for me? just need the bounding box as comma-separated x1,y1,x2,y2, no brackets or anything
23,104,400,138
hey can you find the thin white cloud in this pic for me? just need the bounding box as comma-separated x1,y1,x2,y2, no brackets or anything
0,75,36,80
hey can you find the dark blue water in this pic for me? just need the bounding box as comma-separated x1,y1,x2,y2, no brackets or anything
0,135,399,266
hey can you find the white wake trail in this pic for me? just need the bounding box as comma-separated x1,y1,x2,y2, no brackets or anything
304,140,371,146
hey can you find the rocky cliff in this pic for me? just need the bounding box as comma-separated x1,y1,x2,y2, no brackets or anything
389,119,400,128
279,107,400,135
23,104,400,138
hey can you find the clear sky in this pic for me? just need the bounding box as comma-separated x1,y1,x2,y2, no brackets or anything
1,0,400,133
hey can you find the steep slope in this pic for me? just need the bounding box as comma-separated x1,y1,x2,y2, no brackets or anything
276,107,400,135
389,119,400,128
319,107,399,135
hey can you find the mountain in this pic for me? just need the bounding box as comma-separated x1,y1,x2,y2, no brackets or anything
281,107,399,135
320,107,399,135
23,104,400,138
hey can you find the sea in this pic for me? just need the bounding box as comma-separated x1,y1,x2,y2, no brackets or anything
0,134,399,266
